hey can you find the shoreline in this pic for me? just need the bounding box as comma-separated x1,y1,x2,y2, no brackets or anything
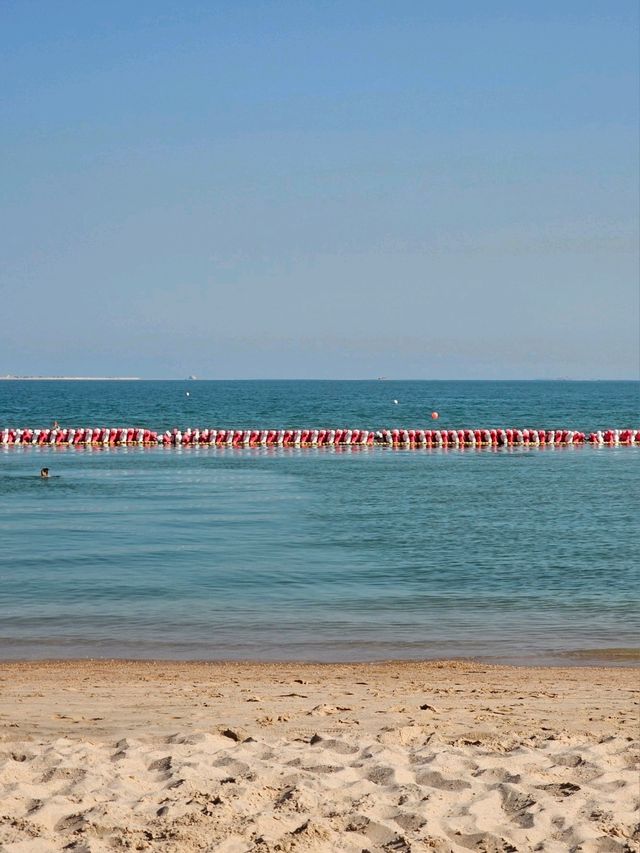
1,659,637,851
1,649,639,669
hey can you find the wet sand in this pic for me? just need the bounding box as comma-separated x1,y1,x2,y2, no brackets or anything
0,659,638,851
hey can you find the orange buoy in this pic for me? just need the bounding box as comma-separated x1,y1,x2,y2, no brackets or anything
431,411,439,420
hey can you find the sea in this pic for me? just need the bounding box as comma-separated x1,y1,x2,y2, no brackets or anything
0,380,638,665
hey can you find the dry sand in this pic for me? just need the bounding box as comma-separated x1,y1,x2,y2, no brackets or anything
0,660,638,852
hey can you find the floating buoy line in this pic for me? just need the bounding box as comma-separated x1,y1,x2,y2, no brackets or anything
1,427,638,448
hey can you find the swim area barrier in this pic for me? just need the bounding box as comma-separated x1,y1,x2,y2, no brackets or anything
1,426,639,448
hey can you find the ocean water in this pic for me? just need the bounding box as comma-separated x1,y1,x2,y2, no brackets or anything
0,380,638,665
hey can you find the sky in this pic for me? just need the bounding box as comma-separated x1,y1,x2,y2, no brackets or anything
1,1,638,379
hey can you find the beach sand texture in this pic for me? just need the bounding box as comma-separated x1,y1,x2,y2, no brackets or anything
0,660,637,852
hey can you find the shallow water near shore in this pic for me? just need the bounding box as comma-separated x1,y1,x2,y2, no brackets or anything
0,380,638,664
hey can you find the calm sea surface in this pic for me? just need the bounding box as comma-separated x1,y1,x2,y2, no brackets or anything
0,380,638,665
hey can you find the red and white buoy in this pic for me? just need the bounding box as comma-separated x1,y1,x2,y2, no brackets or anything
1,426,638,450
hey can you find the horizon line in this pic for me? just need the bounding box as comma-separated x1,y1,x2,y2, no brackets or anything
1,376,638,383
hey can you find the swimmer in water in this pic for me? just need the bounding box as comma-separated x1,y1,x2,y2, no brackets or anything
40,467,49,478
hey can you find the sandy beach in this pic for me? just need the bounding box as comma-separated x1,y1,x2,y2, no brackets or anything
0,660,637,852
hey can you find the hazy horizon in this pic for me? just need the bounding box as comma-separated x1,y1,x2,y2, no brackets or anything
1,376,637,383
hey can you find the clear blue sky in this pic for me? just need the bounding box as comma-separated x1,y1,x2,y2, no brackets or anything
1,1,638,378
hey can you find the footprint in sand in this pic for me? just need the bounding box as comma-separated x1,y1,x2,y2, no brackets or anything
415,769,471,791
536,781,581,797
40,767,87,785
498,785,536,828
393,812,426,832
147,755,172,773
366,765,396,785
452,830,517,852
308,733,358,753
54,813,87,834
345,814,409,850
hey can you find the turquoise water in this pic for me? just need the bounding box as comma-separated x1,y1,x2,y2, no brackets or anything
0,380,638,664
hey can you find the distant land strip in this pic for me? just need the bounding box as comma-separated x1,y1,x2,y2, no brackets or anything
0,376,141,381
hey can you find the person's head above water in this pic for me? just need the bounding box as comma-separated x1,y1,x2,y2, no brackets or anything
40,468,49,478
